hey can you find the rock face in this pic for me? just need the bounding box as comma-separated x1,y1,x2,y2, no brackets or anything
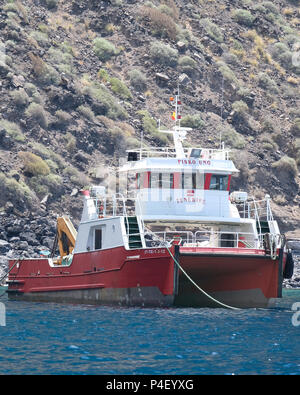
0,0,300,288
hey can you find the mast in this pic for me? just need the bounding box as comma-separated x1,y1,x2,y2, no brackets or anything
159,88,191,159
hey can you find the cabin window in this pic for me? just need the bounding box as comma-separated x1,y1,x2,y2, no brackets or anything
181,171,203,189
148,173,174,189
209,175,229,191
94,229,102,250
136,173,140,189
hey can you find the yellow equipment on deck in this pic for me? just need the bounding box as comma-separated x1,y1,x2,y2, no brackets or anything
51,216,77,263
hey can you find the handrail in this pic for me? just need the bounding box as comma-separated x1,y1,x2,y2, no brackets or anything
144,229,261,249
126,147,231,160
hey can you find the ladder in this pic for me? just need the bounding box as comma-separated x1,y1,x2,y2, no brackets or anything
256,220,270,235
125,216,143,249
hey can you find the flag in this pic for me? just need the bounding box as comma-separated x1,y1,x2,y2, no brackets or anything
172,112,176,120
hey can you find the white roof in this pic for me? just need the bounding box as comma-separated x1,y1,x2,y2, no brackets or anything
119,158,239,174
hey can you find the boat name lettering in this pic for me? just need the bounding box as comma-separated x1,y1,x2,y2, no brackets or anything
145,249,166,255
176,198,206,204
177,159,211,166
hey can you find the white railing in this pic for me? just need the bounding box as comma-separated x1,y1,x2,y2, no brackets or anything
235,196,274,222
127,147,231,161
144,229,260,249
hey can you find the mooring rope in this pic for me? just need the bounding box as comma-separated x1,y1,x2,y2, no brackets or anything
165,244,240,311
0,259,21,297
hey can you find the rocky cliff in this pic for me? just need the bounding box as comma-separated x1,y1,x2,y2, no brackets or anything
0,0,300,274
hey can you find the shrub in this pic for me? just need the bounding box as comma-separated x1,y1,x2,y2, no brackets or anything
41,0,58,10
47,47,74,76
233,9,255,27
128,69,147,92
201,19,223,43
25,103,48,128
178,56,198,77
0,119,25,142
180,114,204,129
63,166,89,187
150,42,178,66
29,53,61,86
222,127,246,149
232,100,249,118
84,82,128,120
272,156,298,178
28,173,63,198
217,61,238,84
258,72,278,93
290,118,300,136
77,105,95,121
0,172,37,208
260,134,278,151
65,132,77,152
139,6,178,41
10,88,29,107
30,142,65,169
109,77,132,100
55,109,72,126
93,38,118,62
137,110,169,145
18,151,50,177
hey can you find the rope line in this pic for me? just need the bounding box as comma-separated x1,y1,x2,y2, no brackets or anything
0,259,22,297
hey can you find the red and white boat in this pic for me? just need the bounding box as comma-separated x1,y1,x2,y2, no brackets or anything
7,93,294,308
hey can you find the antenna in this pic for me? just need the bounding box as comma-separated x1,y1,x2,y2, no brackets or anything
159,85,191,159
220,75,224,149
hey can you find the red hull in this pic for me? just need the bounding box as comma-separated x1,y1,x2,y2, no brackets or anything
8,246,285,308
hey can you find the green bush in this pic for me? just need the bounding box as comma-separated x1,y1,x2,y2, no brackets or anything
178,56,198,77
55,109,72,126
93,38,118,62
18,151,50,177
290,118,300,137
201,19,223,43
260,134,278,151
84,82,128,120
232,100,249,116
137,110,169,145
222,127,245,149
128,69,147,92
0,172,37,208
139,6,178,41
109,77,132,100
0,119,25,142
63,166,89,187
233,9,255,27
30,142,65,169
77,105,95,121
180,114,204,129
150,41,178,66
272,155,298,177
29,53,61,86
25,103,48,128
28,173,63,198
10,88,29,108
258,72,278,93
217,61,238,84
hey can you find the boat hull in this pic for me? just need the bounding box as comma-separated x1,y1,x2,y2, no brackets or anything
7,246,285,308
175,248,284,308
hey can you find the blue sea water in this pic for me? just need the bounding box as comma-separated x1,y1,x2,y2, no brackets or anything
0,290,299,375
